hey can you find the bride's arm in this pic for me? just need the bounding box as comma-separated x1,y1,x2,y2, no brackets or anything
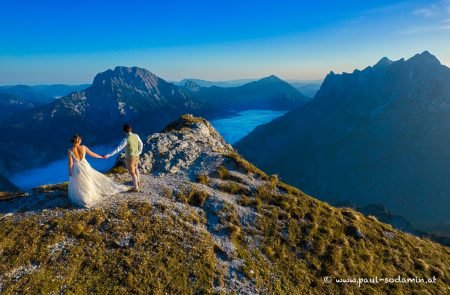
84,146,104,159
68,151,73,176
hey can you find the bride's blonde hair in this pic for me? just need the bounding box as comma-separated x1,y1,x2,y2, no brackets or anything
71,134,82,145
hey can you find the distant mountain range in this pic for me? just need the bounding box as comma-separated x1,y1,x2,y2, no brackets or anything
0,67,306,176
236,51,450,236
175,78,321,98
182,75,308,111
0,84,90,104
174,78,256,88
0,84,93,119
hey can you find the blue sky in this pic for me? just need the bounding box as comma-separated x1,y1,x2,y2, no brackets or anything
0,0,449,84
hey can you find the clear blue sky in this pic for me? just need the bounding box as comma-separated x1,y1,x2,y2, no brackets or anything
1,0,449,84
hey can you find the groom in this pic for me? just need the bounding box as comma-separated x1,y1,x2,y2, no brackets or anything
104,124,144,192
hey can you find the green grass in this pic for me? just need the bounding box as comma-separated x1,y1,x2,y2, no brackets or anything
216,166,231,180
0,192,29,201
175,186,211,207
0,201,220,294
195,174,210,185
217,181,250,196
222,152,269,180
33,182,69,193
230,182,450,294
205,160,450,293
108,165,128,175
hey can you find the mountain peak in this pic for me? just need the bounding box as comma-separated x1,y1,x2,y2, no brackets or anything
407,51,441,66
260,74,283,82
374,56,394,68
112,66,156,77
92,66,162,91
183,80,201,92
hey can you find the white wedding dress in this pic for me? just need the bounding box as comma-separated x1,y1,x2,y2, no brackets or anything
68,147,127,208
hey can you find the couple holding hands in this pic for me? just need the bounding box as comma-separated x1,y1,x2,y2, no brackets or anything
67,124,143,208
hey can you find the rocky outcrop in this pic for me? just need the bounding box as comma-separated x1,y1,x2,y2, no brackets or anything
139,115,233,175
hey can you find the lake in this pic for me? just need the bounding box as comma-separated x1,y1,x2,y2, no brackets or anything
211,109,287,144
10,109,287,190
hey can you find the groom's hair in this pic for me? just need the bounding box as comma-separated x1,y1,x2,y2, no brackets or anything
123,124,132,133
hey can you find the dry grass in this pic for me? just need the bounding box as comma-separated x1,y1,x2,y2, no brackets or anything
108,165,128,175
197,151,450,293
175,186,211,207
195,174,210,185
33,182,69,193
0,201,220,294
222,152,269,180
0,192,29,201
231,181,450,294
217,181,250,196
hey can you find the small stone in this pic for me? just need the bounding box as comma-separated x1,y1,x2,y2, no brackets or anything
384,231,395,239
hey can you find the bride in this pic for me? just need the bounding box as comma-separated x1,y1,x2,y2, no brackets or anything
68,134,127,208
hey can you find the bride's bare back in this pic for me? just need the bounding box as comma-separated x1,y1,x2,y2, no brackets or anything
71,145,85,161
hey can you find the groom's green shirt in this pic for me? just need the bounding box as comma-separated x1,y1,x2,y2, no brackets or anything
106,132,144,158
125,132,141,157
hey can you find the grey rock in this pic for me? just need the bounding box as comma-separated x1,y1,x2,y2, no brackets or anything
138,115,234,176
384,231,395,239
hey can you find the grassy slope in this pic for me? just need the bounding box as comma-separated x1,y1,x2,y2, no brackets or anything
0,202,218,294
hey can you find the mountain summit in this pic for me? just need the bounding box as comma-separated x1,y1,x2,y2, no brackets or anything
1,115,448,294
408,50,441,66
374,56,393,68
92,66,174,96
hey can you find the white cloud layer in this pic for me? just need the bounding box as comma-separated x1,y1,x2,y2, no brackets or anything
404,1,450,34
